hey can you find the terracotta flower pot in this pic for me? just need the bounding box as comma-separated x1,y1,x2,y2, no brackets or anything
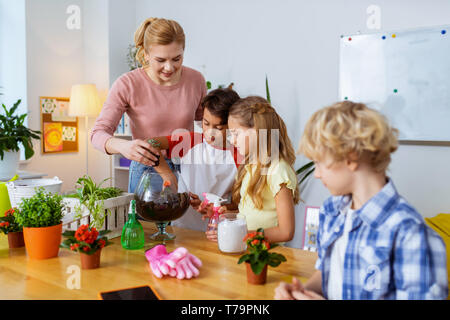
80,248,102,269
23,223,62,260
7,231,25,248
246,262,268,285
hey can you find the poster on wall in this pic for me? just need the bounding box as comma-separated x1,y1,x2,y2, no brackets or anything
40,96,78,154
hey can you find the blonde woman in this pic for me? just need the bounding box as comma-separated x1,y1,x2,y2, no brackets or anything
209,96,300,243
91,18,206,192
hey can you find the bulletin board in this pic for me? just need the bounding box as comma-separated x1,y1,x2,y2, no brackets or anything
39,96,78,154
339,25,450,145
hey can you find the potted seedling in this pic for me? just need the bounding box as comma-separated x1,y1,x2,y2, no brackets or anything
61,224,112,269
0,99,41,179
63,175,132,238
238,228,287,285
15,187,65,259
0,208,25,248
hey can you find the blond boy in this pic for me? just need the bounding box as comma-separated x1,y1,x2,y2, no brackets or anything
275,101,448,300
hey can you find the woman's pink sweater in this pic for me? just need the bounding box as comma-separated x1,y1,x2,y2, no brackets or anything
91,66,206,153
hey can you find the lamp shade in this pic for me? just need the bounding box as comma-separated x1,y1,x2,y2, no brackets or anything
68,84,102,117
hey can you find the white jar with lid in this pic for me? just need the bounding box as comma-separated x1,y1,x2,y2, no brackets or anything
217,213,248,254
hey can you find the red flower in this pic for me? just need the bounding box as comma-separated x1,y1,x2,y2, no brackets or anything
82,246,90,252
4,222,9,227
262,240,270,250
251,239,260,246
98,239,105,249
4,208,15,217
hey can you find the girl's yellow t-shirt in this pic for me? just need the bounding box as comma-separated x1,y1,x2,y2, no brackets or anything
238,160,298,231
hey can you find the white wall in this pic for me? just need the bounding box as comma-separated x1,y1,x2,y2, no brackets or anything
134,0,450,248
0,0,28,125
21,0,110,192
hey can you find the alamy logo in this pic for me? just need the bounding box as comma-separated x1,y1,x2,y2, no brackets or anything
66,265,81,289
364,264,381,291
366,5,381,30
66,5,81,30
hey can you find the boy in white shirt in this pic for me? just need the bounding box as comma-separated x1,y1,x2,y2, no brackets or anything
147,88,241,233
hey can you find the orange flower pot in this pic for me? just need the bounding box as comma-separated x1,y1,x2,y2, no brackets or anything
80,248,102,269
23,223,62,260
7,231,25,248
246,262,268,285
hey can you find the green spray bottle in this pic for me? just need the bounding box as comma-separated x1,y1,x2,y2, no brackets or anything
121,199,145,250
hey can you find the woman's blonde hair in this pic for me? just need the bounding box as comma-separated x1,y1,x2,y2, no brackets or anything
298,101,399,173
134,17,185,67
229,96,300,209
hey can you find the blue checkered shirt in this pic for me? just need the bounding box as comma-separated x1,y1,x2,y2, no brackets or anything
315,178,448,300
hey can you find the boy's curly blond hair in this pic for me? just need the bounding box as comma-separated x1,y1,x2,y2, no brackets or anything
298,101,399,173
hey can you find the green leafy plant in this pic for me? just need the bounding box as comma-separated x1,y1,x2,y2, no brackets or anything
238,228,286,275
265,75,315,187
69,175,122,229
15,187,65,228
0,208,22,234
60,224,112,255
0,100,41,160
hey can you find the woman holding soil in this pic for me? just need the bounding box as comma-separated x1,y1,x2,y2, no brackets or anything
91,17,206,192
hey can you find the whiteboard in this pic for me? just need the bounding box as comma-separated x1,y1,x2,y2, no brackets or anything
339,25,450,144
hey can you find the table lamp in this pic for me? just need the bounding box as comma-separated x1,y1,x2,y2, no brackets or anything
68,84,102,176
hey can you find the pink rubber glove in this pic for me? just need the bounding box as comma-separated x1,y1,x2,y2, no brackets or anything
160,247,202,279
145,245,202,279
145,245,179,278
175,252,203,279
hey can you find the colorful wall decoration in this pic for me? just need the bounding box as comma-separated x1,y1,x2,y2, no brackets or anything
40,97,78,154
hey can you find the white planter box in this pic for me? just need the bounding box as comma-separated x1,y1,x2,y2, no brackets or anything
62,193,135,239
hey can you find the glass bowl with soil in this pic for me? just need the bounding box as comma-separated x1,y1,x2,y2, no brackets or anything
134,170,189,241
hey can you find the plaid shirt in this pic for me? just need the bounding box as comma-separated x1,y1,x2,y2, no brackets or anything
315,178,448,300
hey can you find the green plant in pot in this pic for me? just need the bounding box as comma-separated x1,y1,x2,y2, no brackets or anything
0,208,25,248
65,175,122,229
238,228,286,285
15,187,65,259
0,100,41,179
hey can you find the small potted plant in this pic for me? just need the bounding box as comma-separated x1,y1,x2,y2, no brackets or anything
61,224,112,269
238,228,287,285
0,208,25,248
0,99,41,179
15,187,65,259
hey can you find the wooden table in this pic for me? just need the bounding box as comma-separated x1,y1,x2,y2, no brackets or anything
0,222,317,300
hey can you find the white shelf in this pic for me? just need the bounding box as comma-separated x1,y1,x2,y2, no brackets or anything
114,133,132,138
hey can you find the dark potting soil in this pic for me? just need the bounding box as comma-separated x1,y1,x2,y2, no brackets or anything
136,192,190,222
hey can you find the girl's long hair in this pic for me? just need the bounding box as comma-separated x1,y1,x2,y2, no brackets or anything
229,96,300,209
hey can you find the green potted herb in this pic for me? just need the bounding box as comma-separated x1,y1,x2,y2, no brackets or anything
61,224,112,269
65,175,123,229
238,228,287,285
15,187,65,259
0,100,41,179
0,208,24,248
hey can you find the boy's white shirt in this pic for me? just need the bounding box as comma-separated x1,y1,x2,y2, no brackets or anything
173,139,237,231
327,203,355,300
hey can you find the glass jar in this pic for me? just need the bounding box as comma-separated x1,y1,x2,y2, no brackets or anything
217,213,248,254
134,169,190,241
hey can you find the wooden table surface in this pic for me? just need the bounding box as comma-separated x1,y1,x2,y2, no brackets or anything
0,222,317,300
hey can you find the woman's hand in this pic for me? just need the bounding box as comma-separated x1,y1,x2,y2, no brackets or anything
121,139,160,167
